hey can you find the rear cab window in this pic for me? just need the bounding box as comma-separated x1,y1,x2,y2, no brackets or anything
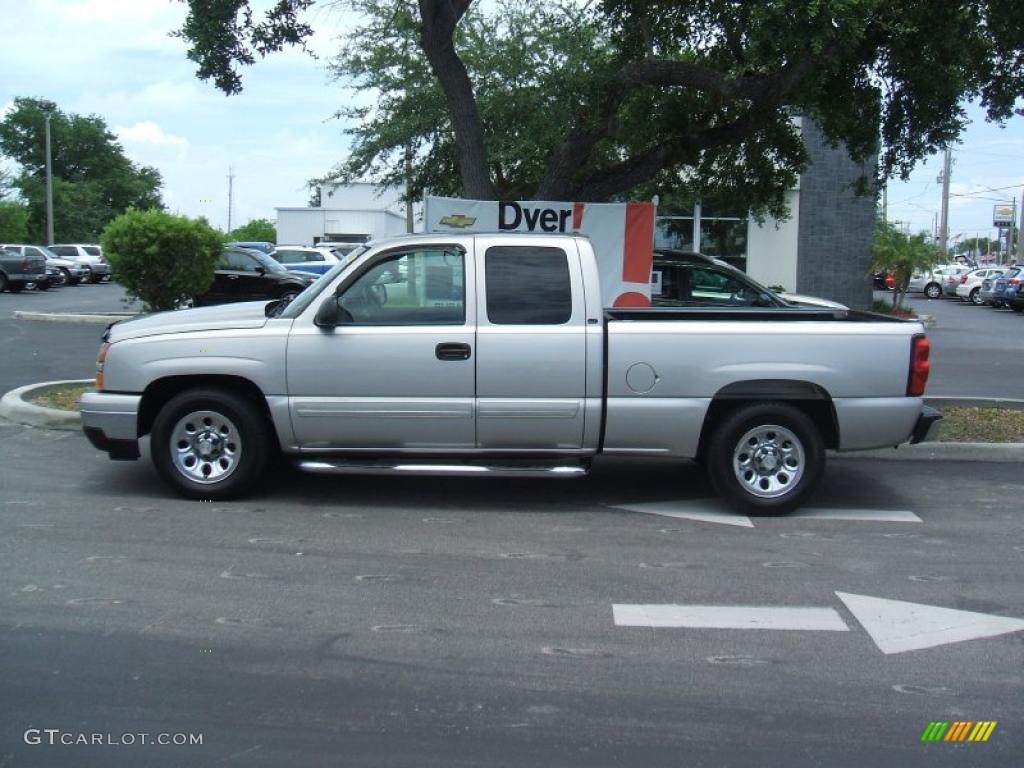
484,245,572,325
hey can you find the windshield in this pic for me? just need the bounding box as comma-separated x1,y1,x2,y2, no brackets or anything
652,256,785,308
280,246,368,318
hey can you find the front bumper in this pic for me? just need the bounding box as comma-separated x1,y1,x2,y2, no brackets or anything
910,406,943,444
80,391,141,460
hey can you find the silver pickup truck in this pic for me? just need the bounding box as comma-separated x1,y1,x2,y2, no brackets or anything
81,233,940,514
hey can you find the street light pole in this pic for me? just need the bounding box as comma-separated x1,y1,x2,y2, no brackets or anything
44,113,54,245
938,147,951,256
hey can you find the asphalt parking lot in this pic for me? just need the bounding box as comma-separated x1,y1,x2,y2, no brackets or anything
1,283,1022,766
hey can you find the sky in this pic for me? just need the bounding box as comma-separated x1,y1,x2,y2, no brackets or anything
0,0,356,232
1,0,1022,247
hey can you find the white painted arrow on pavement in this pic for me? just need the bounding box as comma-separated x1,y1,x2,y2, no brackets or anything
613,501,754,527
613,604,849,631
836,592,1024,654
614,501,920,527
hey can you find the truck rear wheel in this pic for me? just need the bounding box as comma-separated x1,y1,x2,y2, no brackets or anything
150,388,271,500
706,402,824,515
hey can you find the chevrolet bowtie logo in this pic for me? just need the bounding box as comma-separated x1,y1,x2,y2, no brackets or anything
439,214,477,228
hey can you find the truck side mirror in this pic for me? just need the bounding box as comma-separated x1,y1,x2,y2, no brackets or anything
315,297,354,327
315,298,340,327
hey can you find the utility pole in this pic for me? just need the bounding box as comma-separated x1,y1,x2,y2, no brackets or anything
404,145,414,234
938,147,951,256
227,166,234,233
44,113,54,245
882,184,887,223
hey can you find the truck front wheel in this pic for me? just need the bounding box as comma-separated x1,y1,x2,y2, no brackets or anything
150,388,271,499
706,402,824,515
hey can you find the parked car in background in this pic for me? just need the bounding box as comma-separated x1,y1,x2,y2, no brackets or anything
991,268,1024,310
269,246,341,276
48,244,111,283
907,265,972,299
955,267,1004,305
227,241,275,255
872,272,896,290
1006,282,1024,313
318,241,366,260
979,275,1005,306
180,246,317,307
1,244,89,286
0,245,47,292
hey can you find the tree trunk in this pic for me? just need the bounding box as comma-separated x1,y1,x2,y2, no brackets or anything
417,0,495,200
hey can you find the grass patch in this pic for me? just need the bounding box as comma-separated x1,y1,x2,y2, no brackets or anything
872,299,918,318
30,382,92,412
938,407,1024,443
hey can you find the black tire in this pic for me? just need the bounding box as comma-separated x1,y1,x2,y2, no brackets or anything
150,388,273,500
278,289,300,303
924,283,941,299
8,284,23,293
969,288,982,305
1013,305,1024,313
36,280,49,290
0,272,6,292
59,268,78,286
705,402,825,516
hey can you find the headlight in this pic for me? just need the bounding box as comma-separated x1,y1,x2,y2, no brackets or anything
95,342,110,390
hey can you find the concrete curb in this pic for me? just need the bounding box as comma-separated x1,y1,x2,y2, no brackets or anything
830,442,1024,463
13,310,138,324
0,379,89,431
2,380,1023,460
926,396,1024,411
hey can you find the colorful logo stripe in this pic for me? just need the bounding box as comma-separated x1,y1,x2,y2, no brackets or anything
921,721,996,742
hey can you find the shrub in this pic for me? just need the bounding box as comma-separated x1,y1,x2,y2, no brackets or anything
0,200,29,241
101,209,223,311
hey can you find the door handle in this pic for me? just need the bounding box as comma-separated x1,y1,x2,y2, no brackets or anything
435,342,471,361
227,274,240,280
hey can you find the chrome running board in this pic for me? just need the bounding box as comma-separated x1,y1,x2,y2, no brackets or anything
298,458,590,478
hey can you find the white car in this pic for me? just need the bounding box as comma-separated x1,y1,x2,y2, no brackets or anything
955,267,1005,305
269,245,343,276
908,265,972,299
48,244,111,283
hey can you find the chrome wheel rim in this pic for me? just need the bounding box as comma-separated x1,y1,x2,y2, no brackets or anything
732,424,805,499
170,410,242,484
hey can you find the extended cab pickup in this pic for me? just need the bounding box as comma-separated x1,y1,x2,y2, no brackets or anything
81,233,940,514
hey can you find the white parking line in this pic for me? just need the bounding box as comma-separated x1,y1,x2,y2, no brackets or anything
613,604,850,631
792,508,921,522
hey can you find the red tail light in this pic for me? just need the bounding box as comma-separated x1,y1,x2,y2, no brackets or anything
960,275,968,284
21,258,29,270
1009,278,1020,286
907,335,930,396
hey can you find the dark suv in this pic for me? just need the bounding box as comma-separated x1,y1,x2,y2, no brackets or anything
186,247,317,307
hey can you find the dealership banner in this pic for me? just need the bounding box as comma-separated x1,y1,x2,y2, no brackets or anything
423,195,656,307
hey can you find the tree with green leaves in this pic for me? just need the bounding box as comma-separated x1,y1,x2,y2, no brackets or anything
0,98,164,243
955,236,1000,257
101,210,223,312
229,217,276,243
0,200,30,242
176,0,1024,216
871,221,942,310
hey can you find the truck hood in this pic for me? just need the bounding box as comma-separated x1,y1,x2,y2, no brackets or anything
107,301,274,342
